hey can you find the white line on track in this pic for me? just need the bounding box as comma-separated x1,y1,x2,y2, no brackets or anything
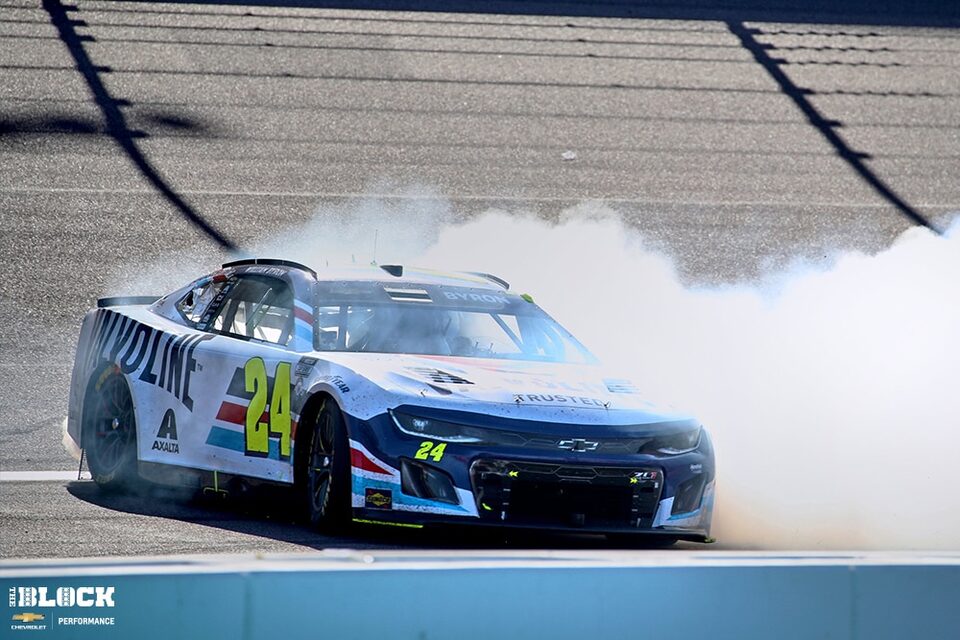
0,186,956,209
0,470,90,482
3,549,960,577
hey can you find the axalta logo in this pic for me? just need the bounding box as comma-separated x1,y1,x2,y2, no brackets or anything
8,587,115,608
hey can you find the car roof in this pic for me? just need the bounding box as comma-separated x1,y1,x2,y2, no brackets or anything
222,258,510,292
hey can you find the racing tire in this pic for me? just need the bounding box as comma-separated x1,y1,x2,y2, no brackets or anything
83,369,139,491
303,401,351,529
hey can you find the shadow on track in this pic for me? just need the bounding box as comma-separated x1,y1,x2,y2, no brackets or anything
65,481,687,551
725,21,942,234
108,0,953,232
40,0,238,252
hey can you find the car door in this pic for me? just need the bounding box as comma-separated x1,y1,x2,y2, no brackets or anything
176,274,302,483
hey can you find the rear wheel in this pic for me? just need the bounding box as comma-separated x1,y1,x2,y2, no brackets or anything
84,370,139,490
303,401,350,529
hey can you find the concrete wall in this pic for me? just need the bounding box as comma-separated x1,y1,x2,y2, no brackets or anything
3,551,959,639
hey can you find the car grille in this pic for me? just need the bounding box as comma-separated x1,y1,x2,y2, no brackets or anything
471,460,662,529
519,436,651,454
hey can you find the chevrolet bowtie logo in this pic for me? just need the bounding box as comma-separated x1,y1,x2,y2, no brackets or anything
12,613,45,623
558,438,599,452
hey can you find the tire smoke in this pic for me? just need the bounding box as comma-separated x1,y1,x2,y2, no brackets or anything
411,207,960,550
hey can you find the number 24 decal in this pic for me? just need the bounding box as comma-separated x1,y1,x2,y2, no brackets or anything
244,357,291,459
415,441,446,462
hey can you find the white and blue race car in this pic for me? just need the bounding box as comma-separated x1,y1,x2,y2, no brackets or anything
67,259,715,542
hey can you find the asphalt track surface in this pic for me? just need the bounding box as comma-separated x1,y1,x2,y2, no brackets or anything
1,0,958,558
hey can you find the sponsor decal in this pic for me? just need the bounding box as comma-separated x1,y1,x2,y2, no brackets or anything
364,488,393,509
136,332,212,412
502,376,607,394
515,393,608,407
151,408,180,454
317,374,350,394
329,375,350,394
197,277,235,329
294,357,318,378
84,310,212,412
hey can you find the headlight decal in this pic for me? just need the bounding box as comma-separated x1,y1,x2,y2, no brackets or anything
390,410,487,443
640,426,702,456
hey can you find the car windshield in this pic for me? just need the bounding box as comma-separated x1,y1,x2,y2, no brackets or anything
313,285,595,364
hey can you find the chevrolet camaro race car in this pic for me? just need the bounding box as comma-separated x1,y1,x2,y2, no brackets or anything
66,259,715,542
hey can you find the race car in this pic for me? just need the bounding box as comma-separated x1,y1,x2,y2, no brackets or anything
66,258,715,542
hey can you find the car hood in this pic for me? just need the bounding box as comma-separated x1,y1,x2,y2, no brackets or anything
317,352,694,427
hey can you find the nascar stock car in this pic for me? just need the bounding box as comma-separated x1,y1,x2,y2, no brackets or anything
66,259,715,543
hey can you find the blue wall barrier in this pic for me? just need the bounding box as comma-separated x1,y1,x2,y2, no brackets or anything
3,551,959,639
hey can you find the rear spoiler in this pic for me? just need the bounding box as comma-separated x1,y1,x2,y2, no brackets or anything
463,271,510,290
97,296,160,308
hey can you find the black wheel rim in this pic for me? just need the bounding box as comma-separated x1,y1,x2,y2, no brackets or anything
308,411,335,517
89,375,134,474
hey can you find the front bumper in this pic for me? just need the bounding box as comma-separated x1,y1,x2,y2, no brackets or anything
471,460,663,529
345,410,715,539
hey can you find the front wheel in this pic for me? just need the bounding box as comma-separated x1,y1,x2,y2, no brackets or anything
83,370,139,490
302,401,350,529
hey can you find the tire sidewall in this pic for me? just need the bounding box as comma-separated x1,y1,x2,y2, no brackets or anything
84,369,138,489
305,401,351,528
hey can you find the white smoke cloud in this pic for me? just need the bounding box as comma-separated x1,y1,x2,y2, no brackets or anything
264,185,455,267
412,206,960,550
